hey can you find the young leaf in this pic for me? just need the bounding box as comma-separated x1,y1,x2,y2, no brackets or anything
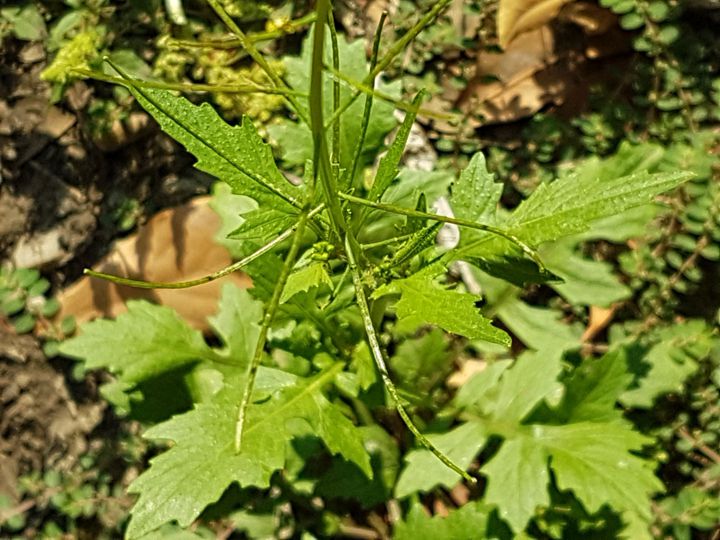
228,206,297,243
620,321,715,408
59,301,214,385
368,91,426,203
375,271,511,346
280,262,333,303
450,152,503,229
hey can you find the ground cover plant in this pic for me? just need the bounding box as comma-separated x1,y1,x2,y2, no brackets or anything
2,0,720,538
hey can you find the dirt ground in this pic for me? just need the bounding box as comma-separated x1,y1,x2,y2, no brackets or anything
0,37,210,511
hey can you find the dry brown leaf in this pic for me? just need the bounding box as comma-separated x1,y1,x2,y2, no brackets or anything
57,196,249,331
447,358,488,388
581,305,616,343
459,27,569,125
559,1,618,35
498,0,575,47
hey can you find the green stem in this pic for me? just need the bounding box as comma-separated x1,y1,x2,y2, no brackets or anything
346,12,386,189
84,204,325,289
327,8,341,165
371,0,452,78
338,192,546,271
310,0,347,244
324,0,452,130
323,64,455,123
164,12,317,49
235,210,311,451
345,237,476,484
312,0,472,483
360,232,414,251
71,69,308,97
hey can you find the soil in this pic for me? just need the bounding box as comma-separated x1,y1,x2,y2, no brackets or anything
0,36,210,513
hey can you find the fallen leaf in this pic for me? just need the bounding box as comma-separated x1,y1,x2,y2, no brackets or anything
581,305,616,342
498,0,575,47
459,27,568,125
559,1,618,35
453,13,629,128
447,358,488,388
57,196,249,331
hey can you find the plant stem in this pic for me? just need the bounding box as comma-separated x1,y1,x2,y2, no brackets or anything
328,8,341,165
345,237,476,484
84,204,325,289
71,69,308,97
323,64,455,122
235,210,310,451
360,232,415,251
312,0,472,483
164,12,317,49
338,192,546,271
346,12,386,190
324,0,452,130
311,0,348,244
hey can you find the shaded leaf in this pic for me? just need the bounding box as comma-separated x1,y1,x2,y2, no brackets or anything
316,425,400,508
482,436,550,532
620,321,715,408
541,240,631,307
496,297,582,352
395,422,486,498
556,349,632,423
537,422,662,518
390,329,451,392
394,501,494,540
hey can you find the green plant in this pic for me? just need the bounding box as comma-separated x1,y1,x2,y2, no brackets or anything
55,0,702,537
0,426,145,539
0,3,45,41
0,266,75,355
